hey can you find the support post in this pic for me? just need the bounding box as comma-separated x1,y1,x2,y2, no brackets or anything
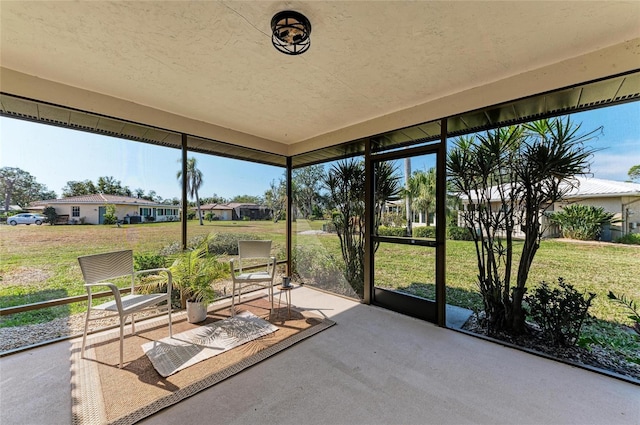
436,119,447,326
181,134,188,251
286,156,293,278
364,138,373,304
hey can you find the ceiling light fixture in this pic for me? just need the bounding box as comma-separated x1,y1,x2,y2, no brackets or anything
271,10,311,55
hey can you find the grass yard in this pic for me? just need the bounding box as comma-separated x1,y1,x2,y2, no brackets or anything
0,220,286,325
2,219,639,341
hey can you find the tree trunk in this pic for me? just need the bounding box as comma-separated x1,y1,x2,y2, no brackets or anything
195,192,203,225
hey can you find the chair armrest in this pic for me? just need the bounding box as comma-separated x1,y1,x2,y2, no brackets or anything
230,258,237,277
84,282,119,292
269,256,277,276
84,282,124,313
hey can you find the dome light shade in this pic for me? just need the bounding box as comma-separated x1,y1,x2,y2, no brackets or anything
271,11,311,55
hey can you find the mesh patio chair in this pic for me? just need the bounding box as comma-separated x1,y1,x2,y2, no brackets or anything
78,249,172,368
229,240,275,316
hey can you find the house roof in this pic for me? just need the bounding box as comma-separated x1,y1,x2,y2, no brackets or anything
197,203,264,211
564,177,640,199
1,2,639,162
31,194,173,207
199,203,234,211
457,177,640,203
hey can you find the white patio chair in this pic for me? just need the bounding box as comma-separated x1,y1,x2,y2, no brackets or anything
78,249,172,368
229,240,275,316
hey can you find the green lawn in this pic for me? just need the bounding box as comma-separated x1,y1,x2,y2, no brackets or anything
0,220,286,325
2,219,639,334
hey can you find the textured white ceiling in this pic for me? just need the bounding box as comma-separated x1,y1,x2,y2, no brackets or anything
1,1,639,152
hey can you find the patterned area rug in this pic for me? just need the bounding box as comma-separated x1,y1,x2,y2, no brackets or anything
71,297,335,425
143,311,278,377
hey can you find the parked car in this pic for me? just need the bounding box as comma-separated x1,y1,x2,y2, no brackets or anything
8,213,46,226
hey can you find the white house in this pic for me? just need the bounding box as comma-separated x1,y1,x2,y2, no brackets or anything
29,194,180,225
457,177,640,240
553,177,640,239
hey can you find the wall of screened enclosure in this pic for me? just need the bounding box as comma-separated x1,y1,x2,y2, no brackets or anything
291,158,364,300
0,119,287,352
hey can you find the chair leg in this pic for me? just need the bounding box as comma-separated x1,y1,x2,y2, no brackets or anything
81,308,91,358
168,303,173,338
131,313,136,335
269,285,274,315
119,319,125,369
231,282,237,317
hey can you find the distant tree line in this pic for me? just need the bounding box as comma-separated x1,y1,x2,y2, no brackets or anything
0,167,56,213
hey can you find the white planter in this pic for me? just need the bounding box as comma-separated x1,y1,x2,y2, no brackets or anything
186,301,208,323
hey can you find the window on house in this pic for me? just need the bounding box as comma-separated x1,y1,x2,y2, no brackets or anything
72,206,80,217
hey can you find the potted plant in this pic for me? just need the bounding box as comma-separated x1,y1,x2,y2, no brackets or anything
168,239,227,323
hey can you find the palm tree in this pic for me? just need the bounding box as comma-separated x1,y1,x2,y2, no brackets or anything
177,157,204,225
407,167,437,226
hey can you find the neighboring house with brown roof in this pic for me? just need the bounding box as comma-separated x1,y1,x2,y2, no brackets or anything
196,203,271,221
29,194,180,225
457,177,640,240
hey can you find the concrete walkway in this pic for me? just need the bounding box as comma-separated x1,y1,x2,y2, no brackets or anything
1,286,638,425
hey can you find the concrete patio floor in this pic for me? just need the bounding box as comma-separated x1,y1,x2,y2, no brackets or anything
1,286,638,425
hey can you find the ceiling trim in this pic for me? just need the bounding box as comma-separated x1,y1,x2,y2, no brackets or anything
0,67,289,157
291,70,640,168
288,38,640,157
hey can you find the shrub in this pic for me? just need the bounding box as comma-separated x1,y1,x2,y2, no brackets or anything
42,206,58,225
102,204,117,225
206,232,261,255
378,226,406,237
292,245,343,285
187,211,196,220
380,211,405,227
205,212,216,222
144,215,155,222
549,204,617,240
413,226,436,238
616,233,640,245
134,252,167,270
524,278,596,347
448,226,474,240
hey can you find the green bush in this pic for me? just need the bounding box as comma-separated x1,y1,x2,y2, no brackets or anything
133,252,167,270
549,204,617,240
42,206,57,225
616,233,640,245
377,226,407,237
413,226,436,238
524,278,596,347
187,211,196,220
448,226,474,241
102,204,117,225
292,244,343,285
206,232,261,255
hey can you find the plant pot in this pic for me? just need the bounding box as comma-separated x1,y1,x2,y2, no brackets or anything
186,300,208,323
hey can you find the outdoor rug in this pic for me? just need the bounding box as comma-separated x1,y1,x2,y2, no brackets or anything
70,297,335,425
142,310,278,377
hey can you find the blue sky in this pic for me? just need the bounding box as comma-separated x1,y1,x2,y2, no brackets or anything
1,102,638,201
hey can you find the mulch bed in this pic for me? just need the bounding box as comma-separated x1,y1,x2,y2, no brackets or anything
463,315,640,382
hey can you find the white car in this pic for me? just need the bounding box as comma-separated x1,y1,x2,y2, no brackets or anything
8,213,46,226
